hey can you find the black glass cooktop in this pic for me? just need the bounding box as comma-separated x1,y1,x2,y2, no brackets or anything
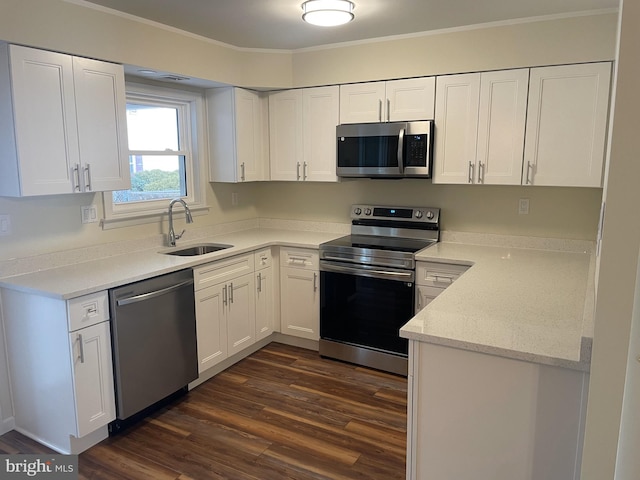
321,234,434,254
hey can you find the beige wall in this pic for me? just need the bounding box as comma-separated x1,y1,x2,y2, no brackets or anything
255,181,602,240
292,13,618,86
581,1,639,477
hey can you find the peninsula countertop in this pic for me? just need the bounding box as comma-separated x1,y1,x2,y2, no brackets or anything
401,241,595,371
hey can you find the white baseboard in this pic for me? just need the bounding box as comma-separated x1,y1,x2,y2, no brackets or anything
0,415,15,436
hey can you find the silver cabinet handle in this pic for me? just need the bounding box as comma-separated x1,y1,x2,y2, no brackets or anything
257,273,262,293
296,162,301,181
417,293,422,311
313,272,318,292
303,162,308,180
84,163,92,191
229,282,234,304
478,162,485,183
77,334,85,364
526,161,534,185
378,99,382,122
73,164,81,191
223,284,228,305
241,162,245,181
387,98,391,122
468,162,475,184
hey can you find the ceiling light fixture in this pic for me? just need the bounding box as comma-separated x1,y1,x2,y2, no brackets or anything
302,0,355,27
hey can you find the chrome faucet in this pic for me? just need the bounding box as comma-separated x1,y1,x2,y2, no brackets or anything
168,198,193,247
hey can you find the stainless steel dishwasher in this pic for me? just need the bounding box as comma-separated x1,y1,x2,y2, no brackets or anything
108,268,198,430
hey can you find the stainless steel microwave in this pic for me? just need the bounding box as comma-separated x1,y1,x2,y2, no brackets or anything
336,120,433,178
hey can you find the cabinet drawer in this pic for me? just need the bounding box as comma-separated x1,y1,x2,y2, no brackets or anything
416,262,469,287
254,247,273,270
280,247,319,270
68,291,109,332
194,253,255,291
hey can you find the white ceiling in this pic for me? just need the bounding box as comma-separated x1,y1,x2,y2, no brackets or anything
83,0,618,51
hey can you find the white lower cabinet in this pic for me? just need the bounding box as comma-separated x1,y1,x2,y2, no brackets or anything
1,289,115,453
407,341,589,480
280,247,320,340
193,253,256,372
415,261,469,311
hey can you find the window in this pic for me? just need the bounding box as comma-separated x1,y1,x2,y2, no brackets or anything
102,83,207,227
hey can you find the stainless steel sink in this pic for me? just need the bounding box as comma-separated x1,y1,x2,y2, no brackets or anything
162,243,233,256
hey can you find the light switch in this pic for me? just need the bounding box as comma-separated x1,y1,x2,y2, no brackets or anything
0,214,11,236
81,205,99,224
518,198,530,215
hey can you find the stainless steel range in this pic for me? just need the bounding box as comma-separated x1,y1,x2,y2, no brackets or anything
319,204,440,376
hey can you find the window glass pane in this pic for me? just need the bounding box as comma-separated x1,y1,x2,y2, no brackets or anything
113,155,186,204
126,104,179,151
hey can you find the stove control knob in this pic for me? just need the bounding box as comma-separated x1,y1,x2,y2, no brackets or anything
364,208,372,215
354,207,362,215
425,210,435,220
415,210,423,219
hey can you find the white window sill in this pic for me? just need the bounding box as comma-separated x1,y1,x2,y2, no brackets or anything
101,204,210,230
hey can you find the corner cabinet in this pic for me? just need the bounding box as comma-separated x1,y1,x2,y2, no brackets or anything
523,62,612,187
1,289,116,454
279,247,320,340
207,87,269,182
339,77,436,123
433,69,529,185
269,86,339,182
0,44,130,196
255,248,276,341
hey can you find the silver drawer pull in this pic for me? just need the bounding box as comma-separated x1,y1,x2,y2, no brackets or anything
257,273,262,292
229,282,234,304
313,272,318,292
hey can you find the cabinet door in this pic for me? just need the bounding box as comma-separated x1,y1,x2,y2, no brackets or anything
269,89,303,181
303,86,339,182
415,285,445,312
73,56,130,192
195,284,228,372
70,321,116,437
256,267,275,341
9,45,80,195
227,273,256,357
476,69,529,185
432,74,481,184
235,88,267,182
280,266,319,340
523,63,611,187
339,81,386,123
387,77,436,122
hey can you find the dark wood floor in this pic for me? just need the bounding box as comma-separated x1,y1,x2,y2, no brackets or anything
0,343,408,480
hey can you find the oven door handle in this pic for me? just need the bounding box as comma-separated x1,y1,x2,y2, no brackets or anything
321,262,414,282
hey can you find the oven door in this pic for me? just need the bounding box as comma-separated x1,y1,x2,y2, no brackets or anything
320,261,415,357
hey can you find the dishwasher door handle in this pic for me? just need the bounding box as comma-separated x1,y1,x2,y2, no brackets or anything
116,279,194,306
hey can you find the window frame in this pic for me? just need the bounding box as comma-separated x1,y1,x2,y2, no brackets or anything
102,82,208,229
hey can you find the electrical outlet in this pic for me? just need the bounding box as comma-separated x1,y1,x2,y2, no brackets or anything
0,214,12,236
231,192,239,206
81,205,99,224
518,198,530,215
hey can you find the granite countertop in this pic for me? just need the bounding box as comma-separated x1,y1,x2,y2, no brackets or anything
0,228,343,300
401,241,595,371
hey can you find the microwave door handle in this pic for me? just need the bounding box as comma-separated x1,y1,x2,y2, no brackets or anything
397,128,405,174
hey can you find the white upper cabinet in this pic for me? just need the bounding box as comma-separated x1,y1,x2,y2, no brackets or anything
523,62,612,187
270,86,339,182
303,86,339,182
433,69,529,185
0,44,130,196
339,77,435,123
207,87,269,183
